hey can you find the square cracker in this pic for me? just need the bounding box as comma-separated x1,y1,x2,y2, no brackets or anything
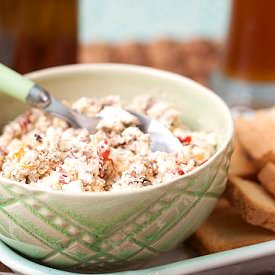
229,135,257,177
226,176,275,232
236,109,275,167
258,162,275,198
188,198,275,254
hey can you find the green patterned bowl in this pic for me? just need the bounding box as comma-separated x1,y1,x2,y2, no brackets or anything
0,64,233,273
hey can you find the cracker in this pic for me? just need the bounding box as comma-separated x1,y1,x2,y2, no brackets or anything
188,198,275,254
226,176,275,232
236,111,275,167
258,162,275,198
229,135,257,177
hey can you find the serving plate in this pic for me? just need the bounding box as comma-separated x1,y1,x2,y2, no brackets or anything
1,240,275,275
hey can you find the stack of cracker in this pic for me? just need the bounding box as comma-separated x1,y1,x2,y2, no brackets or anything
189,109,275,254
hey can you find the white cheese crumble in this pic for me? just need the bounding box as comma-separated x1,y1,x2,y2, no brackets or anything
0,95,217,192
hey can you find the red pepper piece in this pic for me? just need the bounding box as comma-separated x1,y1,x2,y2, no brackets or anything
101,148,110,160
176,167,185,175
178,135,192,144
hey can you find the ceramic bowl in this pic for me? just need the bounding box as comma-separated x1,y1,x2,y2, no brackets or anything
0,64,233,273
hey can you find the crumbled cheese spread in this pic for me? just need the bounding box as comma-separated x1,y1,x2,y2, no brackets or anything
0,95,216,192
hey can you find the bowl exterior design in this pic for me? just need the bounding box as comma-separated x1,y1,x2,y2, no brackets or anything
0,142,232,271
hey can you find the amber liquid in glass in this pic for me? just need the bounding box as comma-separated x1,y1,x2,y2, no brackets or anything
212,0,275,109
222,0,275,82
0,0,77,73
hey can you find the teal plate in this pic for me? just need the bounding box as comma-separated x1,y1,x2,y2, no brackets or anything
1,240,275,275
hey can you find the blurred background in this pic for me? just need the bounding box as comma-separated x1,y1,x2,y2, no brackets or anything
79,0,229,42
1,0,274,109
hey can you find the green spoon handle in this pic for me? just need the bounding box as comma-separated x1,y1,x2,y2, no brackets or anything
0,63,34,101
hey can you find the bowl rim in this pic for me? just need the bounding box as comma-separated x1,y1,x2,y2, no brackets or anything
0,63,234,197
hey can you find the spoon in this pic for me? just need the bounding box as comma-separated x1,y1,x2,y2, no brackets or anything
0,63,182,153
